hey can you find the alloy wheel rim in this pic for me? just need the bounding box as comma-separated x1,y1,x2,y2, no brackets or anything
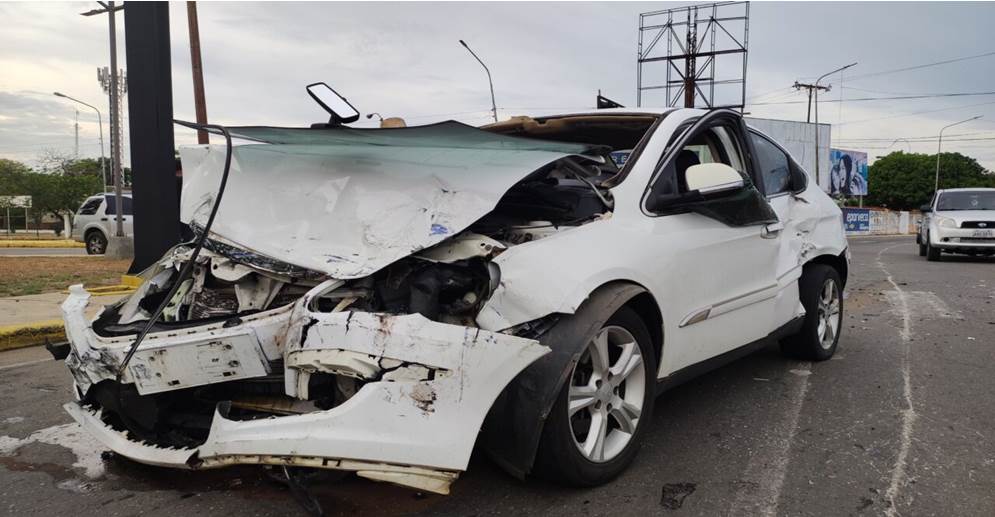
87,237,101,254
568,325,646,463
817,279,841,349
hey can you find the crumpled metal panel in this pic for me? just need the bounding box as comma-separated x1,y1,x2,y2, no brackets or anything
179,122,597,279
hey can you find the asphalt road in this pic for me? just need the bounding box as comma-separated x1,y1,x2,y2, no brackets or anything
0,247,86,256
2,236,993,516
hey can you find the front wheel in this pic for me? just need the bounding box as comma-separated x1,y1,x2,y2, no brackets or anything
926,235,941,261
781,264,843,361
85,231,107,255
535,306,656,486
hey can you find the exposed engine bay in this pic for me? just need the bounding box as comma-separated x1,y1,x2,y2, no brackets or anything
96,115,656,334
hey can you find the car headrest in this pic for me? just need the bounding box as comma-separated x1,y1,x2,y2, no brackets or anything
676,149,700,172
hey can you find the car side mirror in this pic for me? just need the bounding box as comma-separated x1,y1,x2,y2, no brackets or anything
920,205,932,213
646,163,747,212
306,82,360,125
685,163,745,195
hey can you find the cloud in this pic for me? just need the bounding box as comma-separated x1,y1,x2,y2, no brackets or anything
1,1,994,171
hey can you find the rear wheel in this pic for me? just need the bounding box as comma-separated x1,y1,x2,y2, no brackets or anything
85,230,107,255
918,241,927,256
536,306,656,486
781,264,842,361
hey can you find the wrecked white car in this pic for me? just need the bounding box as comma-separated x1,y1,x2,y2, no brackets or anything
60,87,848,494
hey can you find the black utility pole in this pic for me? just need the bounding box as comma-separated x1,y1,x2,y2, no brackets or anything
124,1,180,272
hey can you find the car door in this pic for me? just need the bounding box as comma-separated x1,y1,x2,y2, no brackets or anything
749,130,810,328
643,111,783,373
103,194,134,237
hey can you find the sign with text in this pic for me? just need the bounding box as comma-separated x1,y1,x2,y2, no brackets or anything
843,207,870,232
0,195,31,208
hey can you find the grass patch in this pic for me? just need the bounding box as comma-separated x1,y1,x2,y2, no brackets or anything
0,256,132,297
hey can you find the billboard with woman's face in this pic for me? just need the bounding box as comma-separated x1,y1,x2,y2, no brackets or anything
829,148,868,196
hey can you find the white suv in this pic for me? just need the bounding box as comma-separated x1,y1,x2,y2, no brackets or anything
60,106,847,494
917,188,995,260
71,193,134,254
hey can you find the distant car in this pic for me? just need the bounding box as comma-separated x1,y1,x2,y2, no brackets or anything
917,188,995,260
71,193,134,254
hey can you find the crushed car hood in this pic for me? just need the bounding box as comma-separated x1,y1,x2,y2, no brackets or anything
179,121,600,278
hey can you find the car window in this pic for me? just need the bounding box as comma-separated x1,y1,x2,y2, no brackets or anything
937,191,995,210
657,123,748,196
104,195,133,215
78,197,102,215
750,132,791,196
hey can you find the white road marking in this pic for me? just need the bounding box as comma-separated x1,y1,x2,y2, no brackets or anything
884,290,961,320
876,243,918,517
0,422,106,479
729,363,811,517
0,358,51,371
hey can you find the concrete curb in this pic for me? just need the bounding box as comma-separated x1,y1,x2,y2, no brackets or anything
0,319,65,352
0,240,85,248
0,276,141,352
846,234,915,239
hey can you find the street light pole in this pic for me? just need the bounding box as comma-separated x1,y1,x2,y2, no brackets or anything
935,115,982,191
459,39,498,123
83,0,125,237
813,62,857,189
53,92,107,192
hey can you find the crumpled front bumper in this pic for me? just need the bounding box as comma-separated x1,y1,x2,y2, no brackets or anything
61,281,550,493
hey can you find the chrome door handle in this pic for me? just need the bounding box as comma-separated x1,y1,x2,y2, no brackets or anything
762,222,784,239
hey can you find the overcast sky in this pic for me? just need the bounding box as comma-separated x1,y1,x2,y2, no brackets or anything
2,1,994,171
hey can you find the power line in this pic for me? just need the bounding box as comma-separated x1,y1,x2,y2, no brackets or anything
746,85,796,101
842,85,955,96
750,91,995,106
837,99,995,126
834,131,995,142
844,50,995,82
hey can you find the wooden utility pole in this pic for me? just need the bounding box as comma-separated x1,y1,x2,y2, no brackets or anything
187,1,209,144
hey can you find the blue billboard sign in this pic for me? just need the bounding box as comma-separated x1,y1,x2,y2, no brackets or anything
843,208,870,232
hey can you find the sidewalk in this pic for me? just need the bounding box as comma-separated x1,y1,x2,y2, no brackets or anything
0,291,125,351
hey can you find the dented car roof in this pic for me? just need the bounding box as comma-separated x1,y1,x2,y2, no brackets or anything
178,121,601,279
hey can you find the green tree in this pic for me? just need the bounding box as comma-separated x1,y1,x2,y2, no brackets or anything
0,158,30,196
865,151,995,210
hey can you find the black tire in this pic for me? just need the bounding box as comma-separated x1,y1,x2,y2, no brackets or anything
918,242,927,257
926,235,941,262
85,230,107,255
781,264,842,361
535,306,657,486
